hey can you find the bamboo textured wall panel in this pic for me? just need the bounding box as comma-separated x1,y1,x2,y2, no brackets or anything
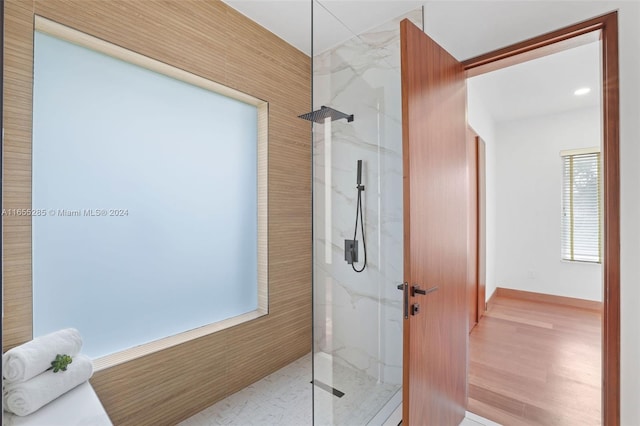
2,1,312,424
3,0,34,351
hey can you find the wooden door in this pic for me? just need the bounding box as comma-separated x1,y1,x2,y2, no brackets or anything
467,128,479,331
401,19,468,425
477,138,487,318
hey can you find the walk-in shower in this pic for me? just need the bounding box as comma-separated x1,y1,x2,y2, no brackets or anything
310,3,423,424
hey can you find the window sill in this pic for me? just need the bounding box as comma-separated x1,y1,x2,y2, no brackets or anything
560,259,602,265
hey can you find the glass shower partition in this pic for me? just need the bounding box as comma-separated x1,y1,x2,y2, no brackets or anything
310,3,423,425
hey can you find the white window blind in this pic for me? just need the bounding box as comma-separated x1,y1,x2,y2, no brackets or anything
561,151,601,263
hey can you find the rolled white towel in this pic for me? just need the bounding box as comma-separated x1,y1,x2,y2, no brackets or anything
3,354,93,416
2,328,83,383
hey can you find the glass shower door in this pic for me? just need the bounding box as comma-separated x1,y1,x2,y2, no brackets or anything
310,3,422,424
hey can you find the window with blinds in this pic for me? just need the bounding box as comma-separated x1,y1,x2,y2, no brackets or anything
561,150,601,263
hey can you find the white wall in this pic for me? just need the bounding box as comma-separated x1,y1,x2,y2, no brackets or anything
494,107,602,301
616,5,640,425
467,83,497,302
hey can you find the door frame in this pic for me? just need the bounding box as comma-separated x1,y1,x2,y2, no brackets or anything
462,12,620,425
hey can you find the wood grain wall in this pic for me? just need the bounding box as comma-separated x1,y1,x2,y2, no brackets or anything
2,1,312,424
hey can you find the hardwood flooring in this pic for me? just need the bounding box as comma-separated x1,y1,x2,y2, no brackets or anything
468,294,602,425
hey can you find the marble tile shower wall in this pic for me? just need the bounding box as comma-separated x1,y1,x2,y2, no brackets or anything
313,10,422,386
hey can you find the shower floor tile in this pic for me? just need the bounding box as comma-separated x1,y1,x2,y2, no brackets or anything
177,353,498,426
313,353,400,426
178,354,312,426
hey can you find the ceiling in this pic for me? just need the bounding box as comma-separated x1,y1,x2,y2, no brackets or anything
469,41,601,123
223,1,424,54
223,1,616,123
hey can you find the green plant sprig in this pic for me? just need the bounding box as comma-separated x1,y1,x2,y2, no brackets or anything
49,354,73,373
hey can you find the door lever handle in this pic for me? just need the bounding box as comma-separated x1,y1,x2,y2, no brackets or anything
412,285,438,297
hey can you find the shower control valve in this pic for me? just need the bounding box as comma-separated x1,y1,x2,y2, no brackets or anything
344,239,358,264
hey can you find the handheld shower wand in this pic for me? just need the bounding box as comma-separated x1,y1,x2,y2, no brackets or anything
345,160,367,272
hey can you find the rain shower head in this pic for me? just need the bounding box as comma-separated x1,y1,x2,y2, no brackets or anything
298,106,354,123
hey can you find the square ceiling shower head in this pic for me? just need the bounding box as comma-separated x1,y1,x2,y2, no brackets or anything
298,106,354,123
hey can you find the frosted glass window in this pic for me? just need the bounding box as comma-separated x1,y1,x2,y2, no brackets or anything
32,31,262,359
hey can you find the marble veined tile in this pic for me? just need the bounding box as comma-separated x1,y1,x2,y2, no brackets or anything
463,411,503,426
178,355,493,426
178,353,403,426
314,352,401,426
178,355,312,426
311,8,422,388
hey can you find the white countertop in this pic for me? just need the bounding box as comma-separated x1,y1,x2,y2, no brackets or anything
3,382,112,426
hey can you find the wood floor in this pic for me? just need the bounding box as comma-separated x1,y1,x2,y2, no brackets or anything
468,294,602,425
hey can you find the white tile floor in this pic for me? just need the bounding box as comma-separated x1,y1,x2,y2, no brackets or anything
461,412,501,426
178,355,311,426
313,353,400,426
178,353,500,426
